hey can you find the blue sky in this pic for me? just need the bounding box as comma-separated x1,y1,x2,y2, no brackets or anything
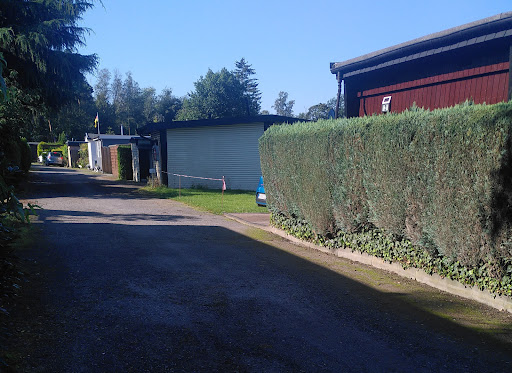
78,1,511,115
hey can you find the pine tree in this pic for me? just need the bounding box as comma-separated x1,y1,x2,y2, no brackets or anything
234,58,261,116
0,0,98,108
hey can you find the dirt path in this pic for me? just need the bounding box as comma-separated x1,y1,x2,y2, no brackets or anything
3,165,512,372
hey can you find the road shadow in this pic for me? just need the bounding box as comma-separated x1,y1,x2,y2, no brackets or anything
25,165,151,200
35,209,198,223
6,164,512,371
5,210,512,372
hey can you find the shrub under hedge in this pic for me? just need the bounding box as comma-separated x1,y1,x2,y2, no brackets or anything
271,212,512,296
259,102,512,273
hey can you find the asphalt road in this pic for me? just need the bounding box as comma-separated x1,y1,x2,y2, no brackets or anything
5,165,512,372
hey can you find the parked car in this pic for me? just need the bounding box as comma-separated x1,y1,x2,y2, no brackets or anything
256,176,266,206
45,151,64,167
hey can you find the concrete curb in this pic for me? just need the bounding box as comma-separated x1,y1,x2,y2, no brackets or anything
225,214,512,314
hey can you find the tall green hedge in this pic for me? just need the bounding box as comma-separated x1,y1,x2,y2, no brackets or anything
117,145,132,180
37,142,59,156
259,102,512,268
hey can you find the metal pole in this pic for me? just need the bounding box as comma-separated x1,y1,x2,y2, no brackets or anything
335,72,342,119
221,176,225,210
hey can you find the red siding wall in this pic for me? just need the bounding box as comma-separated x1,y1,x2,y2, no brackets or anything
357,62,510,116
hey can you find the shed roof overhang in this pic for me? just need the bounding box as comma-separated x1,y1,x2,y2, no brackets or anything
129,136,156,146
137,115,304,136
330,12,512,79
66,141,86,146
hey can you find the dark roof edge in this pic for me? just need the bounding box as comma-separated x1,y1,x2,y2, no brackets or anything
66,140,86,145
330,11,512,75
138,115,305,135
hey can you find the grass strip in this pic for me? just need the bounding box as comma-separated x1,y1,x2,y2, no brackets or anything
139,185,268,215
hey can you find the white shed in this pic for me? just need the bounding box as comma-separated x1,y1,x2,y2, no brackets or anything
84,133,135,171
139,116,300,191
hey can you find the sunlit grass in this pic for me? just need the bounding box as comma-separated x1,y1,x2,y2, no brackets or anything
139,185,268,215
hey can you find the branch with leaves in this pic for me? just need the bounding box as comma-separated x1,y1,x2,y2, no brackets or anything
0,52,6,101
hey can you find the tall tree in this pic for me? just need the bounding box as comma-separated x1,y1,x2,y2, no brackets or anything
0,0,98,108
0,52,6,100
92,68,182,132
119,72,143,134
0,0,99,144
234,58,261,116
142,87,157,123
297,97,342,121
49,82,96,140
93,68,116,132
297,103,330,121
0,70,48,141
177,68,247,120
272,91,295,117
155,88,182,122
94,68,111,109
111,69,123,132
111,69,123,111
332,96,346,118
95,68,111,98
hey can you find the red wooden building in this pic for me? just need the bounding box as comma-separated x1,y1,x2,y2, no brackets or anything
330,12,512,118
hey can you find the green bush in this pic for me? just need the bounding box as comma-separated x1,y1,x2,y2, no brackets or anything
77,143,88,168
260,102,512,273
19,137,31,171
1,136,32,173
271,212,512,296
9,143,21,168
37,142,47,156
37,142,63,156
117,145,132,180
260,122,335,235
57,131,67,145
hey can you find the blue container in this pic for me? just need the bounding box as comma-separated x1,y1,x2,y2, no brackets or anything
256,176,266,206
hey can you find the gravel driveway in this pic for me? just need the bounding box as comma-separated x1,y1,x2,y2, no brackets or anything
4,165,512,372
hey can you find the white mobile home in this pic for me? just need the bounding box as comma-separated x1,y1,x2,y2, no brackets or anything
84,133,135,171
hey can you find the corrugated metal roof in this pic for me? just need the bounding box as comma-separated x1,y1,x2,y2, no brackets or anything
138,115,302,135
342,29,512,78
330,12,512,77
